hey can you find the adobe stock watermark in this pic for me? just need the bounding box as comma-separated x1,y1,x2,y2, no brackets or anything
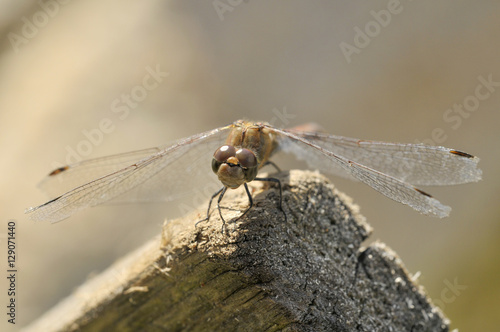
393,73,497,176
50,64,169,170
432,277,467,310
416,74,498,147
213,0,249,21
268,106,296,128
339,0,413,64
8,0,72,53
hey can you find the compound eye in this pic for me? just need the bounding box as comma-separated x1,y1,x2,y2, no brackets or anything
213,145,237,163
211,159,222,174
236,148,257,169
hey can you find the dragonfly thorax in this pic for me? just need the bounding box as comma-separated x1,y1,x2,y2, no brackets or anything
212,145,258,189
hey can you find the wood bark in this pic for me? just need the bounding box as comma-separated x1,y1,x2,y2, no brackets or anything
23,170,449,332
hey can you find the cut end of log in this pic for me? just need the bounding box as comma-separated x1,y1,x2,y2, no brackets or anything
23,170,450,332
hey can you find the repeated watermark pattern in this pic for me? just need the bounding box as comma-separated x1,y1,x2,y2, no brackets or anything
268,106,296,127
213,0,249,21
391,73,497,177
50,64,169,170
415,74,498,147
432,277,467,310
340,0,412,64
8,0,73,53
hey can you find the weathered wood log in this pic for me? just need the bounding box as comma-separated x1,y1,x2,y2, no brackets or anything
23,170,449,332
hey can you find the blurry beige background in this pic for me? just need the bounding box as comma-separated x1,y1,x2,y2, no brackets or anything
0,0,499,330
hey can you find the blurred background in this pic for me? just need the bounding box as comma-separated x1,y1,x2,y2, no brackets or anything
0,0,498,330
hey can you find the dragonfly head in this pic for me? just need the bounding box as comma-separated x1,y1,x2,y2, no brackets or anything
212,145,258,189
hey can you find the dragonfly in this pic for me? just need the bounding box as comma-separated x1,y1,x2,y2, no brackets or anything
26,120,482,224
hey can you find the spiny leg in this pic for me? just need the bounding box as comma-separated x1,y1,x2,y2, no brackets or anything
195,187,224,227
225,183,255,233
254,177,287,222
262,161,281,172
196,175,286,233
216,187,228,233
207,184,254,233
232,183,254,223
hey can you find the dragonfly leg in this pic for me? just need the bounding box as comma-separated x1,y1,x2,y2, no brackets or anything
254,177,287,222
195,187,224,227
225,183,254,234
262,161,281,172
234,183,254,222
216,187,228,233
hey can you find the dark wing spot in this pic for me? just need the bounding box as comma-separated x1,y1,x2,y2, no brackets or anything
414,188,432,198
450,150,474,158
40,195,63,207
49,166,69,176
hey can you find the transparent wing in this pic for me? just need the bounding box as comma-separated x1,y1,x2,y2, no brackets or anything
26,125,233,223
269,126,455,218
285,129,482,186
38,147,166,198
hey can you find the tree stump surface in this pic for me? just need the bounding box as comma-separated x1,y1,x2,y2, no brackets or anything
23,170,449,332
